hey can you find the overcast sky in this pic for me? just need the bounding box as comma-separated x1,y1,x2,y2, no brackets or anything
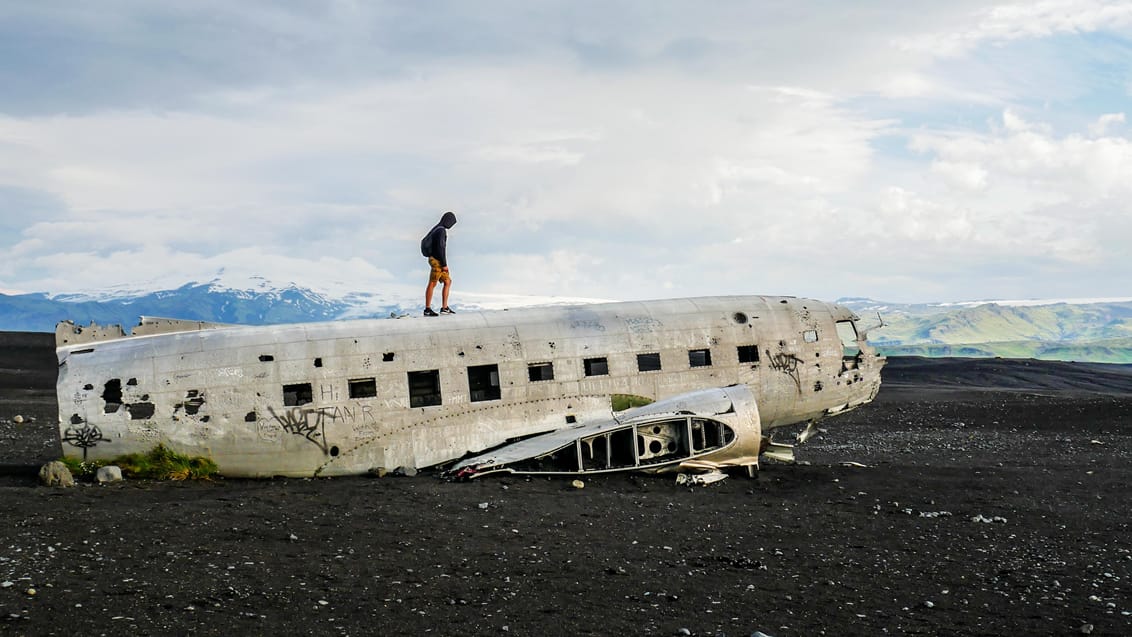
1,1,1130,303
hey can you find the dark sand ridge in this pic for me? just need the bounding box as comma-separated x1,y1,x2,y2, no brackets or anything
1,332,1129,635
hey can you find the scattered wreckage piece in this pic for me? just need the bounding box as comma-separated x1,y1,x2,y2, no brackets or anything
676,470,728,486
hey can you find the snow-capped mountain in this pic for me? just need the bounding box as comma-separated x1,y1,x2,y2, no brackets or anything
0,274,607,333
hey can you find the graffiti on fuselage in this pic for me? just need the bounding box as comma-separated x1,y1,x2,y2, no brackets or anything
768,351,804,394
266,403,380,454
62,422,110,460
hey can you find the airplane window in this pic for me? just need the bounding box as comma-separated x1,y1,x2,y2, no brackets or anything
637,352,662,372
584,357,608,376
836,320,860,358
688,349,712,368
348,378,377,399
407,370,442,407
528,362,554,382
737,345,759,363
468,364,502,402
283,383,313,406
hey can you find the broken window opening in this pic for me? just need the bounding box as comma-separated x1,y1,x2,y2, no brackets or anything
314,357,323,367
70,414,84,425
126,378,138,386
737,345,759,364
259,354,274,362
349,378,377,399
583,357,608,377
527,362,554,382
837,320,860,354
102,379,122,414
803,329,818,343
468,364,502,402
688,349,712,368
636,352,662,372
127,402,156,420
182,389,206,415
245,411,257,422
283,383,313,407
408,370,442,408
836,320,861,370
382,352,395,362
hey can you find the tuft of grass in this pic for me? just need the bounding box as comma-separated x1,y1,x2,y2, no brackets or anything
611,394,654,412
58,444,219,481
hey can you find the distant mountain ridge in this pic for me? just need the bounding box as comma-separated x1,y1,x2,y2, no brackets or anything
838,297,1132,363
2,284,1130,362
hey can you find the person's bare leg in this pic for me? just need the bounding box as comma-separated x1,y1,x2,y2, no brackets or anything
425,280,437,309
441,279,451,309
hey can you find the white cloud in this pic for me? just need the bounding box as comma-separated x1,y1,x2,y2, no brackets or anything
897,0,1132,56
1,3,1130,304
1089,112,1126,136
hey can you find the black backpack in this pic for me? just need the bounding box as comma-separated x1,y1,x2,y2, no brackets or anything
420,231,430,257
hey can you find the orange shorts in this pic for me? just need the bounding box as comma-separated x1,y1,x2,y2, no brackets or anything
428,257,450,284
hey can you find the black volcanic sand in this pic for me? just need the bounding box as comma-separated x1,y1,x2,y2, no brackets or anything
1,333,1129,636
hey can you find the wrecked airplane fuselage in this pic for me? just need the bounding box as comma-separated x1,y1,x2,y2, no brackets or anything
55,296,885,477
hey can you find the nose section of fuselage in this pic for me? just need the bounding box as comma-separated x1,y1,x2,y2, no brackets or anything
851,343,886,406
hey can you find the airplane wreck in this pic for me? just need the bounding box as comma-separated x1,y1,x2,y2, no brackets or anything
54,296,885,478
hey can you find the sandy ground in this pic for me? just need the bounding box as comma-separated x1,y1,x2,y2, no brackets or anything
0,332,1129,636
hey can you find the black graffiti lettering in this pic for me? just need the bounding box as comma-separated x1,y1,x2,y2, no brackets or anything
769,352,803,394
267,406,330,455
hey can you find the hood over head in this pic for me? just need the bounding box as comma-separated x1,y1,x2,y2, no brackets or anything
440,211,457,228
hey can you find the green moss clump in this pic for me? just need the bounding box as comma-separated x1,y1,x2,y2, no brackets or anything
58,444,219,481
611,394,654,412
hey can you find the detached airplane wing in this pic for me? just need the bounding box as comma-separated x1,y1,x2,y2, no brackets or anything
450,385,766,478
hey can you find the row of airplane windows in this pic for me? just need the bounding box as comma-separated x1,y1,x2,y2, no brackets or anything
281,345,762,409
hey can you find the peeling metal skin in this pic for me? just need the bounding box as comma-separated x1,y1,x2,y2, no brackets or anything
54,296,885,478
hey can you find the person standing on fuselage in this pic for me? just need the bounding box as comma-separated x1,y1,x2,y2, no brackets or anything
421,211,457,316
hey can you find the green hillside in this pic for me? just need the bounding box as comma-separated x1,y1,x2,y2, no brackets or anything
865,301,1132,363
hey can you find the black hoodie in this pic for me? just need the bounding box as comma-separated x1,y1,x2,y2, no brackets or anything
420,211,458,267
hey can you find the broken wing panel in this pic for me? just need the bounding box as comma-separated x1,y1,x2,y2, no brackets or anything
450,385,763,477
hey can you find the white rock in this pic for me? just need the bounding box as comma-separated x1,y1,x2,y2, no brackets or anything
96,465,123,483
12,415,24,424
